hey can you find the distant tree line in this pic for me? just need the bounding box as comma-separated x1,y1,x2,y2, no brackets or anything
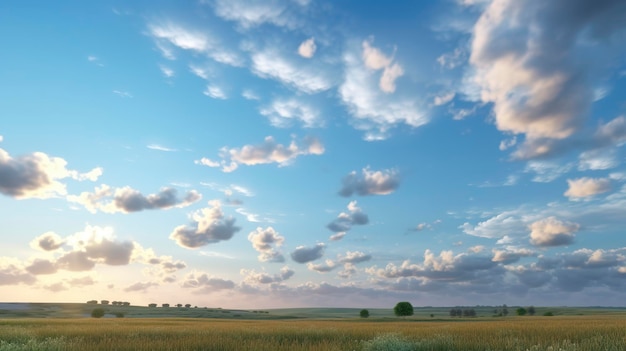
86,300,130,306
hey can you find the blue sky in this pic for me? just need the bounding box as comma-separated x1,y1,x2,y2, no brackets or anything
1,0,625,308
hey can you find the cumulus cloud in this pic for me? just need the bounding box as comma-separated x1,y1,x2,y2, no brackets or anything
491,248,535,264
241,266,294,285
25,259,58,275
339,251,372,264
326,201,369,239
338,167,399,196
339,41,426,139
307,259,337,273
197,136,324,172
465,0,626,158
298,37,316,58
0,258,35,286
368,249,498,283
67,185,201,214
181,271,235,292
248,227,285,262
529,217,579,247
170,200,241,249
30,232,64,251
564,177,611,199
461,211,529,239
260,98,322,128
290,243,325,263
0,148,100,199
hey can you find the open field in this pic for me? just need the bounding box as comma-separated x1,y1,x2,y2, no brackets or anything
0,305,624,351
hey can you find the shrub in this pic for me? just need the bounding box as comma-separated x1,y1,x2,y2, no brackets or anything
517,307,527,316
360,309,369,318
393,302,414,317
362,334,414,351
91,308,105,318
544,311,554,316
114,312,124,318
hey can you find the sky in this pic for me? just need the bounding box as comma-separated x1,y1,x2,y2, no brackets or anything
1,0,625,309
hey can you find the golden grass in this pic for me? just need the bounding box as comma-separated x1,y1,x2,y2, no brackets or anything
0,316,624,350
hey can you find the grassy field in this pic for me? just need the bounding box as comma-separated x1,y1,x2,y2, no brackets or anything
0,312,625,350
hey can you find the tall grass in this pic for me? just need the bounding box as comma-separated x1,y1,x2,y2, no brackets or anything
0,316,624,350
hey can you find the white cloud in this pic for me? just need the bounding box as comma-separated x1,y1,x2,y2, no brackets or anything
326,201,369,235
30,232,64,251
379,63,404,93
181,271,235,291
298,37,316,58
210,0,301,29
251,49,333,94
529,217,579,247
198,136,324,172
461,210,532,240
67,185,201,214
260,98,322,128
578,149,618,171
242,266,294,285
564,177,611,199
339,45,426,139
242,89,260,100
433,92,455,106
0,148,99,199
338,167,400,196
290,243,325,263
113,90,132,98
436,48,465,69
524,160,574,183
465,0,626,157
159,65,175,78
170,200,241,249
148,21,242,66
248,227,285,262
203,85,227,99
147,144,177,152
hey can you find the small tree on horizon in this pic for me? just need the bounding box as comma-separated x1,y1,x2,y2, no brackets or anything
528,306,536,316
91,308,105,318
516,307,527,316
393,302,414,318
360,309,370,318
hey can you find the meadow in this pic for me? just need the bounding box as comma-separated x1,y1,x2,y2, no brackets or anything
0,305,624,350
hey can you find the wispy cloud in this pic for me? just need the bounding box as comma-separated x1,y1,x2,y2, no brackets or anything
113,90,132,98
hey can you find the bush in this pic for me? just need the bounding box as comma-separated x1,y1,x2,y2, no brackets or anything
360,309,370,318
362,334,414,351
114,312,124,318
393,302,414,317
516,307,527,316
543,311,554,316
91,308,105,318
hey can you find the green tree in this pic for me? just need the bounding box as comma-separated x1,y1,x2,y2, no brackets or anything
528,306,536,316
516,307,527,316
360,309,370,318
91,308,105,318
393,302,414,317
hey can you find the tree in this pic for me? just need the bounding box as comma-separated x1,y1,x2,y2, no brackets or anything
393,302,414,317
502,304,509,317
148,303,157,308
91,308,105,318
360,309,370,318
528,306,536,316
101,300,109,305
449,308,458,317
516,307,527,316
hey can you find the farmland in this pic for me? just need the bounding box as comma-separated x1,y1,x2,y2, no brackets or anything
0,304,624,350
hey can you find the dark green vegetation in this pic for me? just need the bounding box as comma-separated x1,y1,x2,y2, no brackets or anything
393,302,414,317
